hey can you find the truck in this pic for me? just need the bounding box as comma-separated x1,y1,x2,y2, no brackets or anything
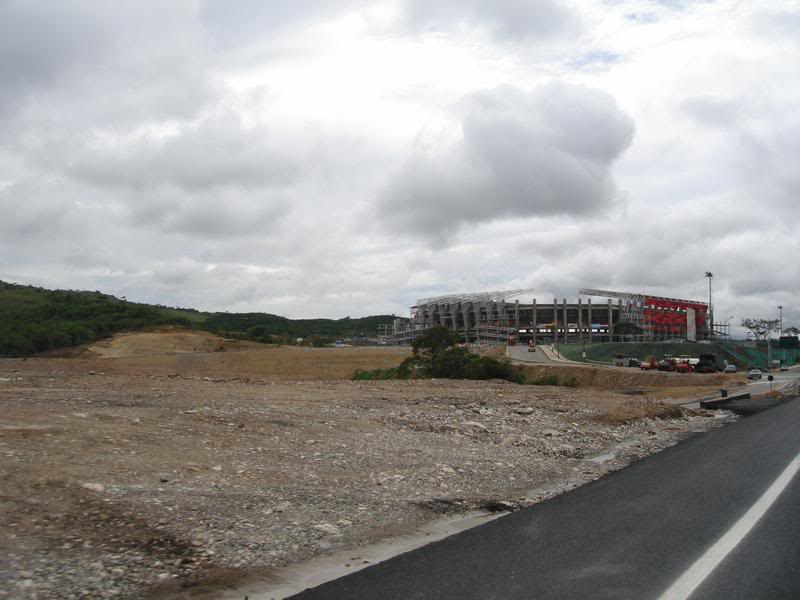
694,353,719,373
640,356,658,371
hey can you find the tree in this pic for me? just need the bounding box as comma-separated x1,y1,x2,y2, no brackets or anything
780,326,799,349
740,318,780,341
396,325,523,383
411,326,460,356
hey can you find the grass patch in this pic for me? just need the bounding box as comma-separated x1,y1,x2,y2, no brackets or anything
352,367,402,381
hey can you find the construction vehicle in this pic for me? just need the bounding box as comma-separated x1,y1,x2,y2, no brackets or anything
640,356,658,370
694,353,719,373
658,358,677,372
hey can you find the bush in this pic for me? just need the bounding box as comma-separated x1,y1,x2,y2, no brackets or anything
352,367,402,380
528,374,561,386
352,326,525,384
525,373,579,387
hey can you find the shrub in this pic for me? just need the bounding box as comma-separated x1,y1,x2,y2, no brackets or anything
352,367,402,380
528,374,561,386
352,326,525,383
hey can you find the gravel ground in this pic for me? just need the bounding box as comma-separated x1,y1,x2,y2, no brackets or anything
0,358,736,599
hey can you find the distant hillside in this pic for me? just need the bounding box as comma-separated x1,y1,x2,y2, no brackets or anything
0,281,195,356
202,312,395,342
0,280,396,357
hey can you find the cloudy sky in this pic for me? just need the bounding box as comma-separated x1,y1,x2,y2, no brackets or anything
1,0,797,330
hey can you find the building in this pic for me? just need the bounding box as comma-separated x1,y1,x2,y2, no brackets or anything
391,288,709,345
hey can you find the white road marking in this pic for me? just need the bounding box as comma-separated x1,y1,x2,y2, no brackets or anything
660,451,800,600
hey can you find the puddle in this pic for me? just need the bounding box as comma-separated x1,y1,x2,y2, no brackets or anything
210,510,506,599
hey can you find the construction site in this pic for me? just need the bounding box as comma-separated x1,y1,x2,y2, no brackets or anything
389,288,725,346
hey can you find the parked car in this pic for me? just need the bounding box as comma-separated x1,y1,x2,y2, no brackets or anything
723,364,738,373
780,364,789,371
627,358,642,368
747,369,762,380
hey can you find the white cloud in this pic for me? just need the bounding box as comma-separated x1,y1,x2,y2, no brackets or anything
0,0,797,329
377,82,634,243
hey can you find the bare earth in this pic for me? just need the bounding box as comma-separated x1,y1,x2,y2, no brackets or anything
1,332,740,599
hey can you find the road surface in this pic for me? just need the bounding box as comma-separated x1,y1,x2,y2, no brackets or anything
743,368,798,395
507,345,573,364
293,395,800,599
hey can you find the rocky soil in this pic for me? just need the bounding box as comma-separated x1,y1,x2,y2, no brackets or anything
0,358,736,599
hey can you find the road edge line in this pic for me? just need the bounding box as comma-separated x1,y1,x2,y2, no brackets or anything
659,450,800,600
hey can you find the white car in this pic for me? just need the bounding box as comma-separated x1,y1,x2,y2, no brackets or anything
747,369,762,380
723,364,737,373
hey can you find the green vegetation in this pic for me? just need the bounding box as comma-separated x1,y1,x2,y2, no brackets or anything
353,326,525,383
351,367,402,381
527,373,579,387
0,281,192,356
203,312,394,344
557,341,797,370
0,280,396,357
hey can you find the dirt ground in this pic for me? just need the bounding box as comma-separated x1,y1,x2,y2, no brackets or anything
66,331,412,381
1,332,740,599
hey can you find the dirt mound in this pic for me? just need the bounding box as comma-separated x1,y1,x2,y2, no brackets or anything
86,330,257,358
517,363,732,390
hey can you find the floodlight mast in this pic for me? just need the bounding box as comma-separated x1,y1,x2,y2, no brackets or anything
705,271,713,341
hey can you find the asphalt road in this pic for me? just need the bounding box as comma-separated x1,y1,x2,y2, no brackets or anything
292,396,800,600
743,369,798,395
507,345,569,364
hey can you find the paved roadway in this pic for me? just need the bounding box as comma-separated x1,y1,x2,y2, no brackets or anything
507,345,573,364
743,368,798,396
293,394,800,599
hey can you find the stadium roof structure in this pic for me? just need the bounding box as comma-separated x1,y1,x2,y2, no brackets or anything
579,288,708,306
414,289,535,307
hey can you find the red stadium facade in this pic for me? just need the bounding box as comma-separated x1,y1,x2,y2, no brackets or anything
643,296,709,338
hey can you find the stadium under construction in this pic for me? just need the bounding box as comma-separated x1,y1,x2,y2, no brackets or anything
389,288,718,345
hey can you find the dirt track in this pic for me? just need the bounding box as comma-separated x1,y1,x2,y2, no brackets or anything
1,333,739,598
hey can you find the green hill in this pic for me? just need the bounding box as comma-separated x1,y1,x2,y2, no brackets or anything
0,280,396,357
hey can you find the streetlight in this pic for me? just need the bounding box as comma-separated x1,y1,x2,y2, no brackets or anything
778,305,784,366
724,315,733,339
705,271,713,341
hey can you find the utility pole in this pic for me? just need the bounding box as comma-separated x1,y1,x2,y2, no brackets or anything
779,305,784,366
708,272,713,340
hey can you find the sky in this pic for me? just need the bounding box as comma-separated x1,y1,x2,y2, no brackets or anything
1,0,798,332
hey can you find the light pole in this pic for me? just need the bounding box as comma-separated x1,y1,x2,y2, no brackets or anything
778,305,784,365
705,271,713,341
724,315,733,339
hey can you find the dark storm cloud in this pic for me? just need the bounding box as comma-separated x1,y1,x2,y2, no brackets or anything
402,0,577,40
378,82,634,243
